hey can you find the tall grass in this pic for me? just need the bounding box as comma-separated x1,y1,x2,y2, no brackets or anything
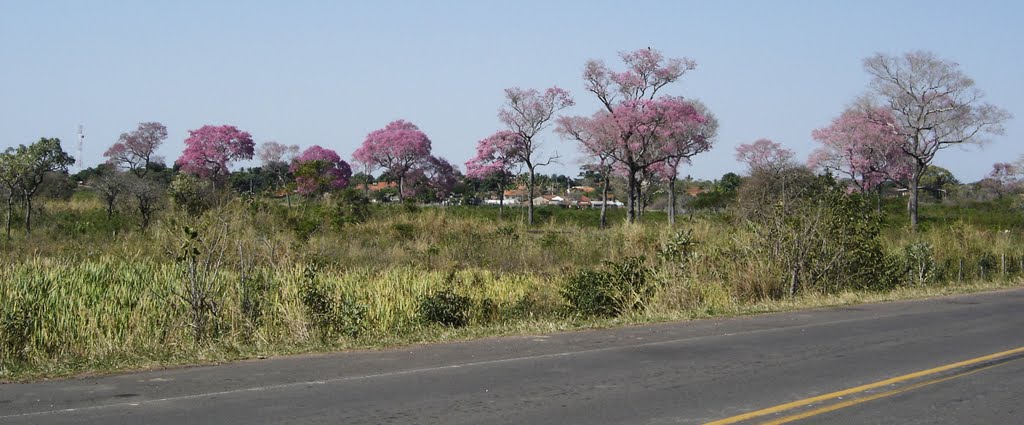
1,195,1022,379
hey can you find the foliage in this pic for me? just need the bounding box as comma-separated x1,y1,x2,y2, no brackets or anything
168,173,215,216
300,264,367,340
561,257,656,317
290,145,352,196
418,287,472,328
332,189,372,226
736,168,899,297
903,241,935,286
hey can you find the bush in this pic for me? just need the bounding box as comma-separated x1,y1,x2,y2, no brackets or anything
903,241,936,286
561,256,656,318
299,264,367,340
419,288,472,327
168,173,215,216
736,168,899,297
333,189,371,226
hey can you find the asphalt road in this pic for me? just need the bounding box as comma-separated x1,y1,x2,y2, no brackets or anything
2,289,1022,424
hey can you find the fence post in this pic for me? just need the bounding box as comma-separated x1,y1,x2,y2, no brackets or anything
1002,253,1007,276
958,258,963,283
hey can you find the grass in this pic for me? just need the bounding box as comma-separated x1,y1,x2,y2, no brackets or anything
2,190,1023,381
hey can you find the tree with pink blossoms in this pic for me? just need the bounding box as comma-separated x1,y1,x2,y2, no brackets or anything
809,107,912,211
290,145,352,197
979,162,1020,199
735,139,795,174
352,120,432,201
557,114,618,227
661,100,717,225
465,131,522,218
496,87,574,225
406,156,460,201
860,50,1011,231
576,47,700,223
105,122,168,177
176,125,255,184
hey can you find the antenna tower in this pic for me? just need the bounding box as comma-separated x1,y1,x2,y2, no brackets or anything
76,124,84,169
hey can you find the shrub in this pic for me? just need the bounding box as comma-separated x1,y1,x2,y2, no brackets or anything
561,256,656,318
903,241,936,286
333,189,371,226
299,264,367,340
168,173,215,216
736,168,899,297
418,288,472,327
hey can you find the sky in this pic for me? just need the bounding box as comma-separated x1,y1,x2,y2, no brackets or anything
1,0,1021,182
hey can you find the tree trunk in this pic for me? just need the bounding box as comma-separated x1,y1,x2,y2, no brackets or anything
876,185,883,214
398,174,405,202
5,195,12,240
599,174,609,229
626,171,636,224
527,167,535,226
498,182,505,220
23,195,32,237
909,170,921,232
668,175,677,226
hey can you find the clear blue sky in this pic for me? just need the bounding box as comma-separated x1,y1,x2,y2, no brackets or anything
1,0,1020,182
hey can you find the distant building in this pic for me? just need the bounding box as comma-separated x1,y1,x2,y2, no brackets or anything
533,195,567,206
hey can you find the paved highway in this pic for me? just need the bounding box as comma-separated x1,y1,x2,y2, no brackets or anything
2,288,1022,424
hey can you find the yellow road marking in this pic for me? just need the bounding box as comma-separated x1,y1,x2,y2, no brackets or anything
759,363,1002,425
704,345,1024,425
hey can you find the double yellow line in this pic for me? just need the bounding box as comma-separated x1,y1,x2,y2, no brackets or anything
706,346,1024,425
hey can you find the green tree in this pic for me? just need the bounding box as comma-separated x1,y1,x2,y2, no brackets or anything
0,138,75,237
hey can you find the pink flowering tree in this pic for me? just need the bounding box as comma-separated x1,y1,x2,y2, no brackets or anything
557,114,618,227
465,131,523,218
577,47,700,223
105,122,168,177
406,156,460,201
735,139,795,174
809,107,912,210
660,100,717,225
497,86,574,225
979,162,1020,199
289,145,352,197
861,51,1011,231
176,125,255,184
352,120,432,201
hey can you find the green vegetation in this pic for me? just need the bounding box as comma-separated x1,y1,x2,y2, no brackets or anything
2,178,1022,381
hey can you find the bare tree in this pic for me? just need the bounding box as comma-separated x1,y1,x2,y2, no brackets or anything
498,87,574,225
105,122,168,177
861,51,1011,231
88,168,128,218
127,176,164,229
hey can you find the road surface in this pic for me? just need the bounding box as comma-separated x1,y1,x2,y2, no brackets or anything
2,288,1022,424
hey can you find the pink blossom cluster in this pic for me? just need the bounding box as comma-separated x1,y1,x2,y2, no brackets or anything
809,108,912,191
104,122,168,174
352,120,432,176
735,138,795,174
464,131,522,180
290,145,352,196
176,125,255,179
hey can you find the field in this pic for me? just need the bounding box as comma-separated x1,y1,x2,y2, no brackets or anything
1,191,1023,381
